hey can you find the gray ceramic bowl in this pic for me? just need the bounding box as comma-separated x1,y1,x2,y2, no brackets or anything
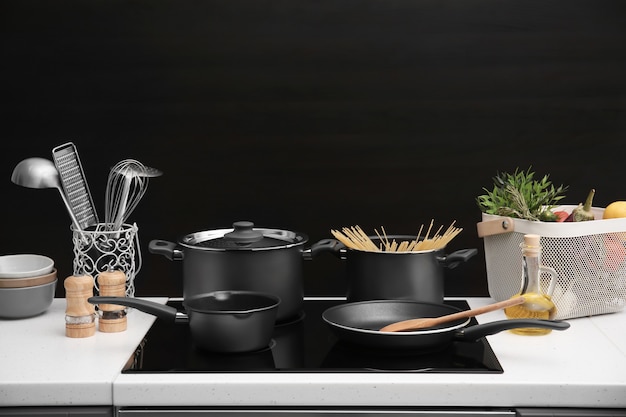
0,279,57,319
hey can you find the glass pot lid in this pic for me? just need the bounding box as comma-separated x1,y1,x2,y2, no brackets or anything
180,221,308,250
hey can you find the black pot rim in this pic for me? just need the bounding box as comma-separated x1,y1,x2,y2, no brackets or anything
183,290,281,314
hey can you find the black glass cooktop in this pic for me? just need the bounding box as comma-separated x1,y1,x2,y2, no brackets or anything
124,298,503,374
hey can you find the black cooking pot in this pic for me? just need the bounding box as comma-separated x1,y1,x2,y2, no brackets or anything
315,236,477,303
89,291,280,353
149,221,336,322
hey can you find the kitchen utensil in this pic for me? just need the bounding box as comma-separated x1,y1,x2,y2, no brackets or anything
379,296,526,332
148,221,337,322
0,278,57,319
0,268,57,289
52,142,99,230
105,159,150,232
314,235,477,304
0,254,54,278
89,291,280,353
11,157,83,232
322,299,570,350
112,162,163,178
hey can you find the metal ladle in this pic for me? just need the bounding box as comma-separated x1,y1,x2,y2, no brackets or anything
11,157,83,232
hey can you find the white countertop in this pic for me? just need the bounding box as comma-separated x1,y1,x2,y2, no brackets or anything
0,298,159,407
1,297,625,409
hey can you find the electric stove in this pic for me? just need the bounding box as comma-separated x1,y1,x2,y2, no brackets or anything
124,297,503,374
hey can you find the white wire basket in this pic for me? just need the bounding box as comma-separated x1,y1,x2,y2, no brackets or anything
477,205,626,320
71,222,142,297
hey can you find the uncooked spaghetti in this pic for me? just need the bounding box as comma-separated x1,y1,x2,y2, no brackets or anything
331,220,462,252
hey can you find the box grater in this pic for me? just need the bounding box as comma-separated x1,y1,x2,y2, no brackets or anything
52,142,99,230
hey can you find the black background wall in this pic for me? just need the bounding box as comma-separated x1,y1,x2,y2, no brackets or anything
1,0,625,299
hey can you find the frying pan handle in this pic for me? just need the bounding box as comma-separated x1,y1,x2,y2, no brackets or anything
456,319,570,341
437,248,478,269
88,296,179,322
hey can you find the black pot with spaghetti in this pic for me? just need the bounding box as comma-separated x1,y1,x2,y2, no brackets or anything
317,223,478,304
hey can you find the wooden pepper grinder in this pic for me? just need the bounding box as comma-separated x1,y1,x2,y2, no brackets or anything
96,269,127,333
64,274,96,338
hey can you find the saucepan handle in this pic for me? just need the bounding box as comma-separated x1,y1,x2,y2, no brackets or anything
88,296,179,322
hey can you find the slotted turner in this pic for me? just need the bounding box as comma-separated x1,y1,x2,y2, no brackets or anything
52,142,99,231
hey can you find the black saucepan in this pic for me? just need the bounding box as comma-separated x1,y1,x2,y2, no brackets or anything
322,300,570,350
89,291,280,353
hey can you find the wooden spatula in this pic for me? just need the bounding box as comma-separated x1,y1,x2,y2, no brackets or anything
379,296,526,332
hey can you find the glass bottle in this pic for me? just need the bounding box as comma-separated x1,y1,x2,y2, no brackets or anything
504,233,557,335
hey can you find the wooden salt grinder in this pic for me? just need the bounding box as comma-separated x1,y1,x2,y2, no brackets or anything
97,269,127,332
64,274,96,338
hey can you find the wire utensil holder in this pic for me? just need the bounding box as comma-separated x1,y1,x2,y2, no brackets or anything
71,222,141,297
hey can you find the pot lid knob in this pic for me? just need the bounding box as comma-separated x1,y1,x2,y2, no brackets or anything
223,221,264,244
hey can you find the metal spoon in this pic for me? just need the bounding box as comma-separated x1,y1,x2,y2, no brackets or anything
379,296,526,332
11,157,83,232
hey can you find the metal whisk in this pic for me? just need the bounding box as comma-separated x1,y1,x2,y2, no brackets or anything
105,159,151,232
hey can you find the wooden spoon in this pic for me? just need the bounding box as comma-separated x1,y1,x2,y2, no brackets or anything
379,296,526,332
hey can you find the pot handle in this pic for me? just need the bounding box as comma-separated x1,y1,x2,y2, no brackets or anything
88,296,180,322
302,238,345,260
148,239,185,261
437,248,478,269
455,319,570,341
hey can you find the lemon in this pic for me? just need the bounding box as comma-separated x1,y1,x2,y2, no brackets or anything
603,201,626,219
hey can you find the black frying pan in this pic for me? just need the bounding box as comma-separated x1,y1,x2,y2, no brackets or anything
322,300,570,350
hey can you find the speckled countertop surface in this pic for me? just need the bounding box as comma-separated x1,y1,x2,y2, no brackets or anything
1,297,625,408
0,297,160,407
